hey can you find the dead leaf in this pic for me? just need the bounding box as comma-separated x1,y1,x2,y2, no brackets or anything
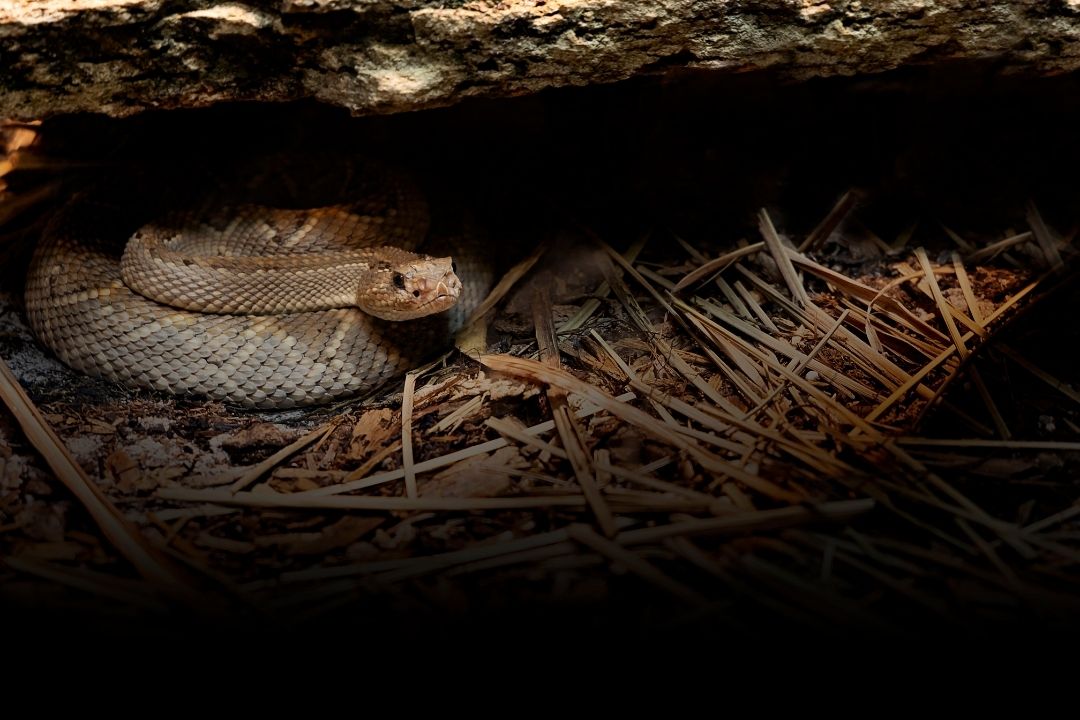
106,449,141,492
420,446,525,497
346,408,395,461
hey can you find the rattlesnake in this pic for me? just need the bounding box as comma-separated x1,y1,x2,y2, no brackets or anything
24,165,493,409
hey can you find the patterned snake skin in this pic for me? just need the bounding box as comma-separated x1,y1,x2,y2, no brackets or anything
24,167,493,409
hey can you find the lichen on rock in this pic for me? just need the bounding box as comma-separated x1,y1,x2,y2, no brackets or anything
2,2,1080,118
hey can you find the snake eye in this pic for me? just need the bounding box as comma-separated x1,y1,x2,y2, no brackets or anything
393,272,405,290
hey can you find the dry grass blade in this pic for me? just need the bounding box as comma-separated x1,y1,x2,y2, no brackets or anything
550,403,615,534
401,371,420,499
896,438,1080,450
956,518,1024,591
456,238,547,350
865,276,1045,424
941,224,975,253
485,416,566,458
431,392,485,433
229,423,332,493
785,248,948,342
534,284,616,536
799,189,859,253
966,231,1033,264
483,353,806,502
589,330,765,457
898,263,987,339
672,242,765,292
158,487,709,513
679,305,767,390
739,269,917,391
601,237,786,421
593,460,720,506
567,524,709,607
342,440,401,483
663,321,759,409
162,488,594,510
1027,200,1065,273
673,233,707,262
295,391,636,497
969,367,1011,440
675,295,877,401
625,500,877,545
887,443,1032,557
444,543,578,576
715,276,754,320
1023,505,1080,535
635,372,861,478
840,301,939,359
914,247,968,361
732,278,782,333
609,258,757,409
951,251,984,325
559,233,647,333
752,346,884,439
3,556,168,610
759,208,809,306
740,308,849,420
0,357,196,603
997,344,1080,407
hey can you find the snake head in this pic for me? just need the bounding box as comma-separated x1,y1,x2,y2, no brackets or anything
360,253,462,321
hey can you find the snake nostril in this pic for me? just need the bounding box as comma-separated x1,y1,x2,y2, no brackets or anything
413,290,421,298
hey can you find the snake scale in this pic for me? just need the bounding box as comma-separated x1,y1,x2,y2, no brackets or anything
24,164,494,410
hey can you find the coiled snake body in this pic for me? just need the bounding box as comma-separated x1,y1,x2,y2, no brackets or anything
25,168,493,409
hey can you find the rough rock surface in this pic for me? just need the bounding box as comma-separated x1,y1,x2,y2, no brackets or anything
2,1,1080,119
